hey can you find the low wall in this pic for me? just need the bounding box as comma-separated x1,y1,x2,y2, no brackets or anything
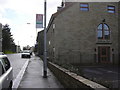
48,61,109,90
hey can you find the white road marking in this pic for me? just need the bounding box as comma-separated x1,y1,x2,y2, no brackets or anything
12,59,30,89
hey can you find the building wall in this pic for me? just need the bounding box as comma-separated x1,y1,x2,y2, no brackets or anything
118,2,120,64
47,2,119,65
47,20,56,62
0,23,2,52
37,30,44,56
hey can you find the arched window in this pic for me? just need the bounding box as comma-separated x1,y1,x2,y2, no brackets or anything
97,23,110,40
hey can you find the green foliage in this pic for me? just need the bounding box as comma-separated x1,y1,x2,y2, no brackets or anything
2,24,16,53
4,50,14,54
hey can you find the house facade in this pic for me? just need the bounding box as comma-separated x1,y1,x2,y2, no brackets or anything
47,2,120,65
0,23,2,52
36,30,44,56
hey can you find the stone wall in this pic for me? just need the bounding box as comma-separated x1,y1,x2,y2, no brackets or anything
48,61,109,89
37,30,44,56
118,1,120,64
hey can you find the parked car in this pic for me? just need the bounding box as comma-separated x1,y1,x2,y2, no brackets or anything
30,51,32,56
0,55,13,90
21,50,31,58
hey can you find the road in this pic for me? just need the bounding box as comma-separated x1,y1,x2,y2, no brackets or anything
7,53,29,80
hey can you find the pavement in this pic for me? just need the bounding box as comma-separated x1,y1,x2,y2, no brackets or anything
15,55,63,89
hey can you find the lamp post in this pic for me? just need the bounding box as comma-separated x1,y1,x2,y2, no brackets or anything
0,23,2,52
43,0,47,78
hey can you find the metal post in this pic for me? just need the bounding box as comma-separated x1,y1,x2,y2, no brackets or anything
0,23,2,52
43,0,47,78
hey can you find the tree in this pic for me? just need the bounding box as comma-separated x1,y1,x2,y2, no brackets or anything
2,24,16,53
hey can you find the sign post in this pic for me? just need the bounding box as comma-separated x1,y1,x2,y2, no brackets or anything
43,0,47,78
0,23,2,52
36,14,43,28
36,0,47,78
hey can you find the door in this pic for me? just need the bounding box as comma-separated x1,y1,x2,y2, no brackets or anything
98,46,110,63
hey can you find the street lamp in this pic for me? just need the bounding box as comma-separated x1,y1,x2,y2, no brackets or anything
43,0,47,78
0,23,2,52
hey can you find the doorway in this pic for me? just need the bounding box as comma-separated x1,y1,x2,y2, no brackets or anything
98,46,110,63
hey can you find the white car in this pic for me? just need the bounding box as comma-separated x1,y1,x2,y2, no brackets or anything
21,50,31,58
0,55,13,90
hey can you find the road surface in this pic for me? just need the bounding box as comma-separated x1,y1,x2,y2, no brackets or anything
7,53,29,79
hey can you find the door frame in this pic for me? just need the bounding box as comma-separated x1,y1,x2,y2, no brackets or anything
97,46,112,64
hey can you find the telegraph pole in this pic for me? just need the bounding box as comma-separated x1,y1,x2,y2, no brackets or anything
43,0,47,78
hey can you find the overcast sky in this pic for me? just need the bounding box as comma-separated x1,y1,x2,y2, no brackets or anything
0,0,62,49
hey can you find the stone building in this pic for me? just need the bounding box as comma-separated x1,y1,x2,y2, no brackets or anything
46,2,120,65
36,30,44,56
0,23,2,52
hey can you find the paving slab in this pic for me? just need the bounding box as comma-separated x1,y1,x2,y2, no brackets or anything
18,56,63,88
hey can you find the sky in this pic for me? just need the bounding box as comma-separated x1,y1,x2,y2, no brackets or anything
0,0,62,49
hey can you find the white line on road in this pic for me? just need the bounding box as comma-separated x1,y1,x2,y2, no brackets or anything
12,59,30,89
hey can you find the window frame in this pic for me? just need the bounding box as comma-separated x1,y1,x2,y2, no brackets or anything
107,5,115,13
97,23,110,40
80,3,89,11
